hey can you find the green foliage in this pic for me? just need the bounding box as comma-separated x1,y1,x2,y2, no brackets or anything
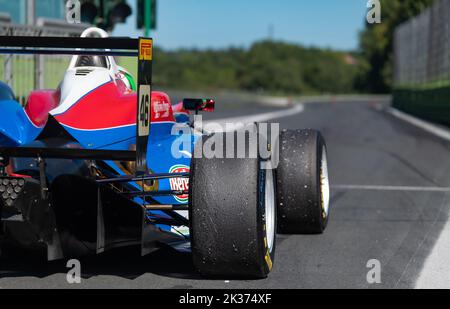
358,0,434,93
127,42,359,95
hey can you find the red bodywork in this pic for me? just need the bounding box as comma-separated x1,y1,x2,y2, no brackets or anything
24,80,178,130
25,90,60,127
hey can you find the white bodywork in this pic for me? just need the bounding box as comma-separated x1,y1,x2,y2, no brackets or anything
50,27,133,116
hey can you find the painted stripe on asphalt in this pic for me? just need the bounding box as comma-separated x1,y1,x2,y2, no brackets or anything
332,185,450,192
384,107,450,289
415,223,450,289
414,193,450,289
202,103,304,133
386,107,450,141
361,107,450,288
335,184,450,289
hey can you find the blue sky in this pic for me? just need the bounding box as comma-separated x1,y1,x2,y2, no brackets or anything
114,0,368,51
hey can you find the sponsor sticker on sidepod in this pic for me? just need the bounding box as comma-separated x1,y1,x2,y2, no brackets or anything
169,165,190,203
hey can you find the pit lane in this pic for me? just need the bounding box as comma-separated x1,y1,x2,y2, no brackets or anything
2,96,450,288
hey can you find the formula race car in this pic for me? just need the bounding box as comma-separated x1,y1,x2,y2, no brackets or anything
0,28,330,278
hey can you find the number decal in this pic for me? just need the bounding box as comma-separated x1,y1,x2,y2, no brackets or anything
140,94,149,126
138,85,151,136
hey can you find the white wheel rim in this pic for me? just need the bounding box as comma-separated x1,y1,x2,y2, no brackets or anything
320,146,330,218
265,168,276,253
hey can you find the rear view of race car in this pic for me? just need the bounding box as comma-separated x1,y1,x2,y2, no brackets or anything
0,29,330,278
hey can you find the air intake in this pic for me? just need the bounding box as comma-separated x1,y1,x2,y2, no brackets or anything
75,69,94,76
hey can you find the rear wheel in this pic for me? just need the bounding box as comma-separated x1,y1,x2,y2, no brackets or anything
189,132,276,278
276,129,330,234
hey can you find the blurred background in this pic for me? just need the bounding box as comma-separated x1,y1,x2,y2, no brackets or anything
0,1,437,111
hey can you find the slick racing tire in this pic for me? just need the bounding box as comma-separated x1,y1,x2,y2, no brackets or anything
276,129,330,234
189,132,276,278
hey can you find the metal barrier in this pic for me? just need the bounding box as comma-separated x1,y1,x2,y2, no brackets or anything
394,0,450,88
0,21,87,105
393,0,450,125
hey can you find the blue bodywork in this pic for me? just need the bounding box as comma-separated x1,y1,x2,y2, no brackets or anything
0,82,198,241
0,100,42,146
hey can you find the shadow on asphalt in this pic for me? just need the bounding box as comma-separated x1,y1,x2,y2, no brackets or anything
0,236,293,283
0,245,204,281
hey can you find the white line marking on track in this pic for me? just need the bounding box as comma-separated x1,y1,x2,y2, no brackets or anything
356,106,450,288
332,185,450,192
386,107,450,141
203,104,304,132
336,184,450,288
213,103,304,124
415,226,450,288
414,194,450,289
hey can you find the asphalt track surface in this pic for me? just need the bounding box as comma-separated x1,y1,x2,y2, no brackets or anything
2,97,450,289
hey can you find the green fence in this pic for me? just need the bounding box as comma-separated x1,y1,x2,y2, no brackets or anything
393,87,450,126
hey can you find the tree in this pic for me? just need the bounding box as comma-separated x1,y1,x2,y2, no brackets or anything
358,0,434,93
123,41,359,95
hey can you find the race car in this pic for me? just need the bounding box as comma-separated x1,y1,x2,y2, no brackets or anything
0,28,330,278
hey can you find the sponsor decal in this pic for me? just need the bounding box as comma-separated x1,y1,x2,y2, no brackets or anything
153,100,171,119
139,39,153,61
169,164,190,203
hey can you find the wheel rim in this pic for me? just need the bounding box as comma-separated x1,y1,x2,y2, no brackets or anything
320,146,330,218
265,168,276,253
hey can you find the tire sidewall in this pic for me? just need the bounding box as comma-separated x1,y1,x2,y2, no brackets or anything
277,130,329,234
189,132,277,278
